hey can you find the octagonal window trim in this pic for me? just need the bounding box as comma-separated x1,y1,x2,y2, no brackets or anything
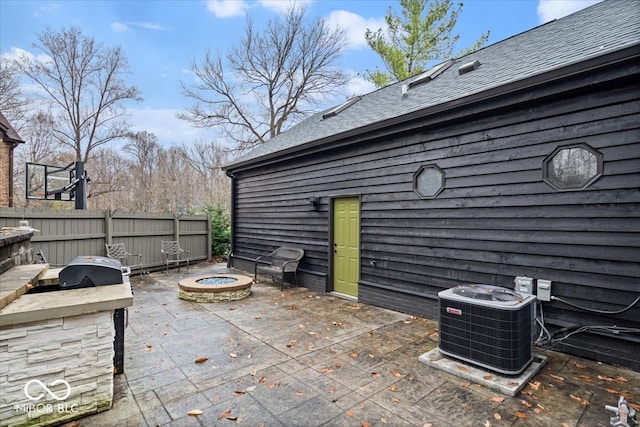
542,143,603,191
413,164,445,199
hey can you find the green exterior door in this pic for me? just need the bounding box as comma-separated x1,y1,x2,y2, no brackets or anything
333,197,360,297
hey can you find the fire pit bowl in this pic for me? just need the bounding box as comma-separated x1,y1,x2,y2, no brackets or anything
178,274,252,302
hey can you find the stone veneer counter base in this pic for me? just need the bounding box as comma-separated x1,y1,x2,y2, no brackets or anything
0,283,133,426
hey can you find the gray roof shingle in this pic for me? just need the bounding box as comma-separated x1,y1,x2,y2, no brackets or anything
225,0,640,170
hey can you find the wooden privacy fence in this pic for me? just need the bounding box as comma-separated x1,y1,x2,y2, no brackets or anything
0,208,211,271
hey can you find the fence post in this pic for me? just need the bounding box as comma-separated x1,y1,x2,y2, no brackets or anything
174,214,180,241
105,210,113,244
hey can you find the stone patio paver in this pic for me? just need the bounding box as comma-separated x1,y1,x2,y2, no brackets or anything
78,263,640,427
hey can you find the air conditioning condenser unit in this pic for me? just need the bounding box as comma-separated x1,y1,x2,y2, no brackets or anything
438,284,536,375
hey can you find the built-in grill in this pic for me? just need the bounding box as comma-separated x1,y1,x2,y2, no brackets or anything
59,256,125,289
57,255,131,374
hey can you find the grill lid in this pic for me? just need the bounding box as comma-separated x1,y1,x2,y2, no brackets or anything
59,256,124,289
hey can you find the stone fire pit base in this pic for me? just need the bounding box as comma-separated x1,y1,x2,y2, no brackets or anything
178,274,252,302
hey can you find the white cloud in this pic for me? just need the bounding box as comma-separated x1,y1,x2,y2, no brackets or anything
130,22,167,31
326,10,385,50
111,22,129,33
2,47,50,64
343,74,376,98
206,0,248,18
537,0,602,23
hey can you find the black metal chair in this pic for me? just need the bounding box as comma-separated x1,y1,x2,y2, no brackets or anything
253,247,304,290
105,243,143,271
161,240,189,273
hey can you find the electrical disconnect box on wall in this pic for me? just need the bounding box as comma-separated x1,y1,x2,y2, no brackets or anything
537,279,552,302
514,276,534,295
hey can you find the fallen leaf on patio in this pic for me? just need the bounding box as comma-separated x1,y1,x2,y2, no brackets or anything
493,413,501,420
423,424,432,427
213,394,220,403
335,362,342,368
346,410,354,417
308,331,317,335
521,400,532,408
403,319,412,324
299,324,305,328
391,397,400,404
569,394,590,406
388,384,397,391
233,391,245,396
514,412,527,419
461,382,471,388
290,305,297,310
562,422,570,427
536,403,550,413
576,375,593,383
457,365,469,373
64,422,80,427
380,417,388,423
320,367,333,374
598,375,616,382
194,357,208,364
605,388,622,395
362,422,372,427
226,415,238,421
369,353,375,358
229,352,237,358
528,381,541,390
267,381,281,389
246,385,256,392
145,344,153,350
574,363,586,369
254,316,261,319
484,421,492,427
548,374,565,382
258,376,266,383
295,391,305,396
483,375,493,380
371,372,381,377
250,369,257,376
351,352,358,358
629,402,640,411
615,376,628,383
286,341,297,349
188,409,203,416
391,370,402,378
490,397,505,403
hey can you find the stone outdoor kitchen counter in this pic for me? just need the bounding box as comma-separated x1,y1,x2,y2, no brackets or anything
0,271,133,427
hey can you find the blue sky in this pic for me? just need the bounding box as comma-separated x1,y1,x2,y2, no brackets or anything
0,0,601,147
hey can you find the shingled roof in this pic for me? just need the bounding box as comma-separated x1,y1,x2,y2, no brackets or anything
224,0,640,171
0,111,24,144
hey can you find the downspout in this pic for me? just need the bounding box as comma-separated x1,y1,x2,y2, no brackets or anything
8,142,19,207
226,171,236,268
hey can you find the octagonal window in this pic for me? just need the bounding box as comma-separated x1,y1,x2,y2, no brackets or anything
543,143,603,191
413,164,445,199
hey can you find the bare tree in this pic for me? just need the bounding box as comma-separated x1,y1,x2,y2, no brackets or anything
179,139,230,207
0,57,31,126
122,131,162,212
16,27,142,162
180,5,348,152
85,146,129,208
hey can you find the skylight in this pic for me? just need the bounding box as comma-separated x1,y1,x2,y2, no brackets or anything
322,96,363,119
407,59,455,89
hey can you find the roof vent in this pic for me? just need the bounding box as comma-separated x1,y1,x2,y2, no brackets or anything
322,96,362,119
458,59,481,75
